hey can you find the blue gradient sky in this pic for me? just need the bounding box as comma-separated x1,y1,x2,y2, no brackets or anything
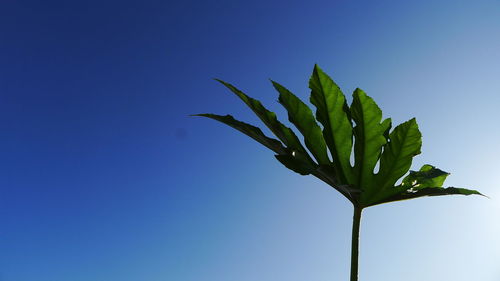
1,1,499,280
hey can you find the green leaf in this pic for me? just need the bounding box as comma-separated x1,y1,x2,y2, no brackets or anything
364,118,422,205
367,165,484,206
198,67,483,210
215,79,314,164
309,65,354,183
275,154,316,175
192,114,287,154
401,164,448,189
273,81,331,166
372,186,483,206
197,66,483,281
351,89,391,198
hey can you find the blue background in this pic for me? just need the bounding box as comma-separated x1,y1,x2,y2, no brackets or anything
1,0,499,280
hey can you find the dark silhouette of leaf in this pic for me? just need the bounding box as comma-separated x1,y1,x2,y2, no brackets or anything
192,114,286,154
214,79,314,166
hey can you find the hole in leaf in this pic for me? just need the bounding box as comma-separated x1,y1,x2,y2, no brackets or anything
350,140,355,167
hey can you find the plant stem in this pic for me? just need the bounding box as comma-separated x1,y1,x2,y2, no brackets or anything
350,207,362,281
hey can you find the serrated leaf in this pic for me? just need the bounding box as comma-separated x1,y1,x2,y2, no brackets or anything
364,118,422,205
351,88,391,199
309,64,354,184
273,81,331,166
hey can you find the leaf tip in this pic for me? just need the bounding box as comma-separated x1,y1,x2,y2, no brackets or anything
190,113,214,118
271,80,288,94
312,64,327,78
352,88,365,96
214,79,233,88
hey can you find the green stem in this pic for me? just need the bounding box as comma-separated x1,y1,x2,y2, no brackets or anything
350,207,362,281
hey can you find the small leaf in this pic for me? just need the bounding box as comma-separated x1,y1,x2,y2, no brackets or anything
401,164,448,188
309,65,354,184
273,81,331,166
367,165,484,206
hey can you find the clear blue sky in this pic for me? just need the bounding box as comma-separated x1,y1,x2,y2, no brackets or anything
1,0,499,280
